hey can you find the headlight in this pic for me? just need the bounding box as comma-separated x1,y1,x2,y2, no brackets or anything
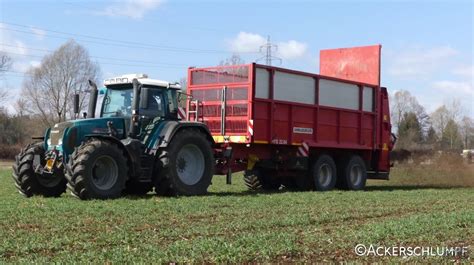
47,138,51,146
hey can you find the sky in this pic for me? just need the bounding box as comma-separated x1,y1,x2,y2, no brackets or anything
0,0,473,116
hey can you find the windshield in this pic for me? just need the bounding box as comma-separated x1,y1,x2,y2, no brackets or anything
102,88,133,118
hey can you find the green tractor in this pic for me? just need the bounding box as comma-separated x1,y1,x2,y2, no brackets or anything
12,74,215,199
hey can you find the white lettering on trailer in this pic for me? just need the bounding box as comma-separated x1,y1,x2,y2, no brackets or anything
271,139,288,144
293,127,314,134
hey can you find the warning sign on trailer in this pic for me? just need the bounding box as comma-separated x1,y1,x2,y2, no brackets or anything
293,127,314,134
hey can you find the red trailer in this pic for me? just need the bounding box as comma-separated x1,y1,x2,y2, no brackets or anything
186,63,394,191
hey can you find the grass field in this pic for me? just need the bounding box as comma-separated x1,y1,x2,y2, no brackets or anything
0,160,472,263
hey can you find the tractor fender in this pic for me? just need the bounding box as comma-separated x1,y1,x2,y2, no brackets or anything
155,121,214,149
83,134,139,177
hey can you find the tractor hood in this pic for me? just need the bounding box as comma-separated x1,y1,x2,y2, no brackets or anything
47,117,127,154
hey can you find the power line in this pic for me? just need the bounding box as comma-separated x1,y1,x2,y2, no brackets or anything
256,36,281,66
1,51,184,69
1,21,259,54
0,43,187,67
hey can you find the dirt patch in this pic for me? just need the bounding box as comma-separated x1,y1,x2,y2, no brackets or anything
0,160,13,170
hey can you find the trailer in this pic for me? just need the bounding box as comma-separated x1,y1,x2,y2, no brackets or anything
186,63,394,191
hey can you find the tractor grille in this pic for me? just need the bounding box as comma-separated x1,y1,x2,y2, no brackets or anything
50,122,72,146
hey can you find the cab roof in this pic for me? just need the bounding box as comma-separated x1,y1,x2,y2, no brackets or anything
104,73,182,89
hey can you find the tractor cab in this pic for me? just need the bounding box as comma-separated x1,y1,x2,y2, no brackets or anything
100,74,182,137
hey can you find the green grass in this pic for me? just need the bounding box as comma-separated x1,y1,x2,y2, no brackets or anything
0,165,472,263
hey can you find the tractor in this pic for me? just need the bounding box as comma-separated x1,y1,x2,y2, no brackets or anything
12,74,215,200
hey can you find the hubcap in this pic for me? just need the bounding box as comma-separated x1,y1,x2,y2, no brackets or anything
318,164,332,187
349,164,362,186
92,155,118,190
176,144,205,185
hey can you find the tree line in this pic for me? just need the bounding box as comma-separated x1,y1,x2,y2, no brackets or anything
391,91,473,151
0,41,473,159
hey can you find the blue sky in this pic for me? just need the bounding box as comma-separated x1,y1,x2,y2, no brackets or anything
1,0,473,116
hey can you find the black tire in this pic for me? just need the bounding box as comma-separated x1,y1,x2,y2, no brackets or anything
12,142,67,197
124,179,153,195
311,154,337,191
337,155,367,190
154,129,214,196
66,139,129,200
244,169,281,191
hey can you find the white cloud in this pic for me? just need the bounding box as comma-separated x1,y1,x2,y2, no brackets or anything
0,23,28,56
432,80,474,96
12,60,40,73
228,32,308,59
29,26,46,40
388,46,458,77
452,65,473,78
228,32,266,53
277,40,307,59
98,0,164,19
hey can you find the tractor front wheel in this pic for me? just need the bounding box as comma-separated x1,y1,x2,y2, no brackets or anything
12,142,67,197
244,168,281,191
66,139,128,199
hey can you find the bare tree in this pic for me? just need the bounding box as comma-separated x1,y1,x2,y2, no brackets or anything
179,77,187,92
444,98,463,122
460,116,474,149
430,105,450,138
430,99,465,140
390,90,429,134
21,40,101,127
0,54,12,103
219,54,245,66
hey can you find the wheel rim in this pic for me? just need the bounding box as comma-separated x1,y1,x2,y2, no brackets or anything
318,163,332,187
176,144,205,185
92,155,119,190
349,164,362,186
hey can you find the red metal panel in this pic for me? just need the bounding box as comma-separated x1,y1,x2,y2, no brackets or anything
187,65,253,139
320,44,381,86
189,63,388,164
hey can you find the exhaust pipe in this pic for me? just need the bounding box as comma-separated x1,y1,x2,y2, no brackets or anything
129,78,141,138
87,80,98,118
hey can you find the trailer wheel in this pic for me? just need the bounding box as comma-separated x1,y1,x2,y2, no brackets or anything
244,169,281,191
311,154,337,191
66,139,128,199
12,142,67,197
155,129,213,196
337,155,367,190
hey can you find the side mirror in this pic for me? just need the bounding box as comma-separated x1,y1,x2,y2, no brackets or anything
73,94,80,116
140,87,149,109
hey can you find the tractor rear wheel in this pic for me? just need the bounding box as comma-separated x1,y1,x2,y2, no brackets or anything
12,142,67,197
244,169,281,191
66,139,128,199
154,129,214,196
